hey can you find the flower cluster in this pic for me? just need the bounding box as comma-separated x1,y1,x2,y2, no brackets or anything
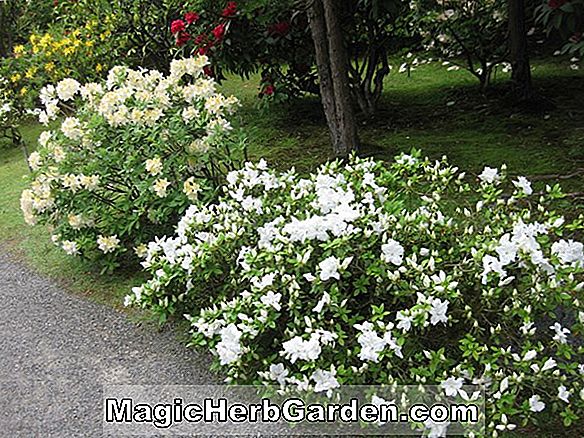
0,18,117,110
127,151,583,434
21,56,243,271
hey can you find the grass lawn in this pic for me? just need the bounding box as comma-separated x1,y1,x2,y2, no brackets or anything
1,57,582,311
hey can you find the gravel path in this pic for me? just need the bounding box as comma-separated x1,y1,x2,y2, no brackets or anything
0,251,218,437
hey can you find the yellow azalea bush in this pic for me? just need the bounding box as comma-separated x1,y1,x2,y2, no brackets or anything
1,18,117,110
20,56,245,272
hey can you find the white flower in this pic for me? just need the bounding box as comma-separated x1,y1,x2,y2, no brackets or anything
312,292,331,314
381,239,404,266
311,368,340,393
61,117,84,140
429,298,449,325
356,328,386,362
541,358,557,372
152,178,171,198
481,255,507,284
61,240,79,255
68,213,85,230
441,376,463,397
145,156,163,176
495,234,517,265
529,395,545,412
251,273,275,291
513,176,533,195
281,334,321,363
551,239,584,267
216,323,242,365
423,418,449,438
478,166,500,184
97,235,120,253
183,177,201,201
550,322,570,344
260,291,282,311
56,78,80,101
319,256,341,281
395,154,417,166
557,385,571,403
182,106,200,122
27,151,42,171
523,350,537,361
268,363,288,385
396,311,413,332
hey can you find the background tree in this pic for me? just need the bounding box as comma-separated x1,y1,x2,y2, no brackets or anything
344,0,404,117
176,0,399,117
410,0,509,91
508,0,535,100
308,0,360,156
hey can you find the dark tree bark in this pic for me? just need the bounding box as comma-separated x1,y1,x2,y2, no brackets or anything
308,0,360,157
508,0,535,100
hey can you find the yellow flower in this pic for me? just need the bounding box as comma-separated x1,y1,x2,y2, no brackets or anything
20,87,28,96
10,73,21,83
13,45,25,55
25,66,38,79
44,62,56,72
96,63,104,73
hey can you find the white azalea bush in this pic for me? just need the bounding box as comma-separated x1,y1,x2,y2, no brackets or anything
127,151,584,433
20,56,244,270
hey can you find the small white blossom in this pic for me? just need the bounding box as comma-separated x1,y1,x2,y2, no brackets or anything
441,376,463,397
529,395,545,412
478,166,500,184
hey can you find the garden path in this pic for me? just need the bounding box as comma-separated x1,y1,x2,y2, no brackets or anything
0,250,217,437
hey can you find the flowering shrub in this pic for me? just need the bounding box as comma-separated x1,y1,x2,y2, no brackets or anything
127,152,584,433
170,0,316,102
20,56,243,271
409,0,509,90
0,19,118,110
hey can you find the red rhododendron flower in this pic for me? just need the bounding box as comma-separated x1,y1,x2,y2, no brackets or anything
212,23,226,41
268,21,290,37
222,1,237,17
264,85,275,96
548,0,567,8
171,19,186,34
196,46,208,56
185,12,200,24
176,31,191,47
194,34,206,46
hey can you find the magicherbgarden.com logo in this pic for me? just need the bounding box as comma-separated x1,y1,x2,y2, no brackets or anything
102,385,485,436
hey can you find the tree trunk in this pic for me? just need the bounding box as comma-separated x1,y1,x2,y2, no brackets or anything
308,0,360,157
508,0,534,100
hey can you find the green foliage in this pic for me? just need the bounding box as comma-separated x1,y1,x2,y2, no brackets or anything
536,0,584,56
